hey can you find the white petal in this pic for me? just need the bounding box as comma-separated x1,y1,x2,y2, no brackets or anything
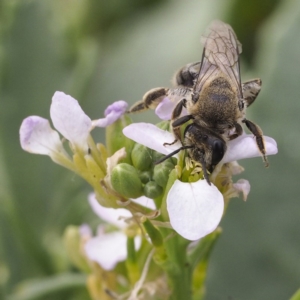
223,134,278,163
233,179,251,201
84,232,141,270
88,193,132,229
92,100,128,127
123,123,181,156
131,196,156,210
167,179,224,241
50,91,92,150
155,97,176,120
20,116,63,155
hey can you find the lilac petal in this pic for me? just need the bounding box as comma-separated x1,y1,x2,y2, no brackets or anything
20,116,63,155
233,179,251,201
223,135,278,163
123,123,181,156
92,100,128,127
50,91,92,150
155,97,176,120
131,196,156,210
85,233,141,270
88,193,132,229
167,179,224,241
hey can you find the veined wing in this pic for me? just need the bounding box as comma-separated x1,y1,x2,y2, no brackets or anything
194,20,243,98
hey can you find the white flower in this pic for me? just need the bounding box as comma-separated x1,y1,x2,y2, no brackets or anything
123,122,278,241
84,193,155,270
20,91,128,157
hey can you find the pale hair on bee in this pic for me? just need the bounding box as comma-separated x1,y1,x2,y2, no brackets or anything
128,20,266,184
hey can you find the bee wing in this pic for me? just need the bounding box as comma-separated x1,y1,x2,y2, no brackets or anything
195,20,243,98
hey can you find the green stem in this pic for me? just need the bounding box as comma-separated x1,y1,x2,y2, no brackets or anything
159,229,193,300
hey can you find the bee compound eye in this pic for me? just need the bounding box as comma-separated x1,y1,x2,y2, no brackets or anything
211,140,225,165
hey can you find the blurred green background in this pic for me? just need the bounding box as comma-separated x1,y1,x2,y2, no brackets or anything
1,0,299,299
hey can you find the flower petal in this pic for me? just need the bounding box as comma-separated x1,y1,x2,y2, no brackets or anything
131,196,156,210
223,134,278,163
233,179,251,201
123,123,181,156
155,97,188,120
92,100,128,127
20,116,63,155
50,91,92,150
167,179,224,241
155,97,176,120
88,193,132,229
84,232,141,270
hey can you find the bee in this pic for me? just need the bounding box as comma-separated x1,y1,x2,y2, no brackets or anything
128,20,267,184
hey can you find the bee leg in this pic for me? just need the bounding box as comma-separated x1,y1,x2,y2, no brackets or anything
228,123,243,140
163,99,189,146
127,87,168,113
242,119,269,167
242,78,262,107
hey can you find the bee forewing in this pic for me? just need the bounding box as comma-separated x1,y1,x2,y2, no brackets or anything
197,20,243,97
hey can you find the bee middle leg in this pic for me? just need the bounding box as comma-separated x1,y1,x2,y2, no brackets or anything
242,78,262,107
127,87,168,113
242,119,268,167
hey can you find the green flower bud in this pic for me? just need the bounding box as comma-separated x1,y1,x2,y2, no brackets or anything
106,115,135,164
110,163,143,198
139,170,152,184
131,143,153,171
144,181,163,198
153,161,175,188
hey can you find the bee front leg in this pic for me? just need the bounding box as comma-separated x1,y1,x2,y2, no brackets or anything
242,119,268,167
127,87,168,113
163,99,191,146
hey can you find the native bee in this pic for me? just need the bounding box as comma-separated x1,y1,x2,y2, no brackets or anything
128,20,267,184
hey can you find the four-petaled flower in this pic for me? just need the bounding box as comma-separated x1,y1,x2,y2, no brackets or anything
83,193,155,270
123,122,278,240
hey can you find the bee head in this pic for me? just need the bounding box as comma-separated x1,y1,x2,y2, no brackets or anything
184,124,226,184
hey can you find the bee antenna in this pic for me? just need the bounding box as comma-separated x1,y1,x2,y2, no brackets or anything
154,145,193,165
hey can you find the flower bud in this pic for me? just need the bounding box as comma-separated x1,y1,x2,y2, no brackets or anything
106,115,135,164
144,181,163,199
131,143,153,171
139,170,152,184
110,163,143,198
153,161,175,188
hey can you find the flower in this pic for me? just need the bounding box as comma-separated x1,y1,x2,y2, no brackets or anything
20,91,128,157
83,193,155,270
123,122,278,241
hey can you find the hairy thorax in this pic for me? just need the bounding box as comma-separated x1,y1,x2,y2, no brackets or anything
188,76,241,133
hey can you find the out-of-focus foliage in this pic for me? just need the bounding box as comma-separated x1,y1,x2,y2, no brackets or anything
1,0,300,299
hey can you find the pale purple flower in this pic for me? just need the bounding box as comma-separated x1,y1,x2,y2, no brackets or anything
20,92,128,157
84,193,155,270
122,122,278,241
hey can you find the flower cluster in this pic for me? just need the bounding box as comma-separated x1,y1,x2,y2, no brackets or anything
20,91,277,299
